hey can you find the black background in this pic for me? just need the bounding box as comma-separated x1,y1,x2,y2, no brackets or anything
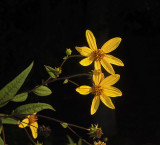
0,0,160,145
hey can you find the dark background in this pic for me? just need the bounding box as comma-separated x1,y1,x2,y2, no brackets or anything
0,0,160,145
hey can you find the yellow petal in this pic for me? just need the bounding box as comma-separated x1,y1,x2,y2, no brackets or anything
79,55,94,66
105,54,124,66
100,95,115,109
100,57,115,74
18,118,29,128
100,74,120,86
103,86,122,97
76,85,92,95
91,96,100,115
101,37,122,53
94,61,101,71
93,70,102,85
30,122,38,139
75,46,93,57
86,30,97,51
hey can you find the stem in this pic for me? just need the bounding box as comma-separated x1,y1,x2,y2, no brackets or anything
28,77,52,93
48,73,89,84
68,79,79,86
67,126,92,145
27,73,89,94
23,127,36,145
37,115,91,145
60,55,83,68
2,125,6,145
37,115,88,130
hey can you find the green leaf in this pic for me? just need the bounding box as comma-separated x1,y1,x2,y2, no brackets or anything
0,114,18,125
33,86,52,96
67,135,76,145
12,103,55,115
0,62,33,107
1,118,18,125
12,92,28,102
63,79,68,84
44,65,58,78
0,136,4,145
61,122,68,128
78,139,82,145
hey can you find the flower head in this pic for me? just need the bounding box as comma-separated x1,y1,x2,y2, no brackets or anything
88,124,103,139
75,30,124,74
18,113,38,139
76,71,122,115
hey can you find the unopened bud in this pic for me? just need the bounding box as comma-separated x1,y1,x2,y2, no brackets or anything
66,48,72,56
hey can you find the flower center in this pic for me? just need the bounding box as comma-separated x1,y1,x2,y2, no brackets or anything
94,49,104,61
29,114,38,124
93,85,103,96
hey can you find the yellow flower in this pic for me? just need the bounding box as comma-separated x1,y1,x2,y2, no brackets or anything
76,71,122,115
75,30,124,74
18,113,38,139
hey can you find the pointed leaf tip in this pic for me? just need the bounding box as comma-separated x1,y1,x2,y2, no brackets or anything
0,62,33,107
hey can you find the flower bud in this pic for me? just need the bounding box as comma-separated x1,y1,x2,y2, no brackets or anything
66,48,72,56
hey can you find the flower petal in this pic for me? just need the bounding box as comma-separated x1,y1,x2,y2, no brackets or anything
93,70,102,85
101,56,115,74
18,118,29,128
105,54,124,66
91,96,100,115
94,61,101,71
75,46,93,57
76,85,92,95
79,55,94,66
100,95,115,109
30,122,38,139
101,37,122,53
86,30,97,51
103,86,122,97
100,74,120,86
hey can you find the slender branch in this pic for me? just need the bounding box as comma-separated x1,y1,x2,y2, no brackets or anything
23,127,36,145
27,73,89,94
68,79,79,86
37,115,88,130
2,125,6,145
67,126,92,145
60,55,83,68
48,73,89,84
37,115,91,145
